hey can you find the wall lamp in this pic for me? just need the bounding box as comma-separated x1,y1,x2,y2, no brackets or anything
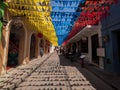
102,34,109,42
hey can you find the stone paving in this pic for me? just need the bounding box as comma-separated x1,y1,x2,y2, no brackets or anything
0,53,95,90
0,54,51,90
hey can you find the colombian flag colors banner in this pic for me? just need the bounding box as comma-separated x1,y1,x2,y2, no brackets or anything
7,0,85,46
6,0,118,46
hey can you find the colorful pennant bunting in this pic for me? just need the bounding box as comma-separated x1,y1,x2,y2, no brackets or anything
7,0,58,46
51,0,86,45
6,0,118,46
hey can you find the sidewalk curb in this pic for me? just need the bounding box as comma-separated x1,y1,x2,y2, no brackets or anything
85,66,119,90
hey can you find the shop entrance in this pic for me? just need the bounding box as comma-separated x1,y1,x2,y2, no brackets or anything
112,31,120,74
116,32,120,63
115,31,120,74
91,34,99,65
7,29,19,69
7,21,26,70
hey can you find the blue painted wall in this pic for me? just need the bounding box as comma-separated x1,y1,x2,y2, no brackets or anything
101,0,120,75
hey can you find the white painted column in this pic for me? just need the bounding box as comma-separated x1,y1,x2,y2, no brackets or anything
98,24,104,69
50,44,55,53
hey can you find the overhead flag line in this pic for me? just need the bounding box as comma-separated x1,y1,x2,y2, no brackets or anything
63,0,118,46
51,0,86,45
7,0,58,46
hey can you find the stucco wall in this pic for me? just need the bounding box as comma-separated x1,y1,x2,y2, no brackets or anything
0,19,42,74
101,0,120,74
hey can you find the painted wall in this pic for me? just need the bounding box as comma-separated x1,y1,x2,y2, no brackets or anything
50,45,55,53
0,18,42,74
101,0,120,75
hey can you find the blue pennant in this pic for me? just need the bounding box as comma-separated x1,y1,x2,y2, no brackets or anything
51,0,86,46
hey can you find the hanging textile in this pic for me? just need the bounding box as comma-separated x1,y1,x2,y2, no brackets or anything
63,0,118,46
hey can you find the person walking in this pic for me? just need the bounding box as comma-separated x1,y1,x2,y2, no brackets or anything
40,46,44,57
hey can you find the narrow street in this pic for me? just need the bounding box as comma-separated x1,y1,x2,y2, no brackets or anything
0,53,114,90
0,0,120,90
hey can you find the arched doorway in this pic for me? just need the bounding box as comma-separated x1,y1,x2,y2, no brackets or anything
30,34,36,59
7,21,25,70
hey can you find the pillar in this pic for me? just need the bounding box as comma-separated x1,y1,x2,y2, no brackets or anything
35,36,40,58
98,24,104,69
0,25,10,74
88,35,92,63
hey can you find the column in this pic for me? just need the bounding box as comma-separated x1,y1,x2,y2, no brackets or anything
98,24,104,69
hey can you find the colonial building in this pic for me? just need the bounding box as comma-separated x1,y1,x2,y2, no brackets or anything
101,0,120,75
63,0,120,75
0,10,52,74
66,24,104,69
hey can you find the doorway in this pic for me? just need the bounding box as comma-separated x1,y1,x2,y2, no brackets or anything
91,34,99,65
7,21,26,70
7,31,19,69
116,32,120,63
30,34,36,59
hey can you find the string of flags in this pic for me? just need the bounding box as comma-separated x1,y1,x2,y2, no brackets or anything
63,0,118,46
7,0,58,46
51,0,86,45
5,0,119,46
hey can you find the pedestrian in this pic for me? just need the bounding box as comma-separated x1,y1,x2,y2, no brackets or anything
40,46,44,57
80,54,85,68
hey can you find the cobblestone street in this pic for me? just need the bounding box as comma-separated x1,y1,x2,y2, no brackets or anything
1,0,120,90
0,53,113,90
